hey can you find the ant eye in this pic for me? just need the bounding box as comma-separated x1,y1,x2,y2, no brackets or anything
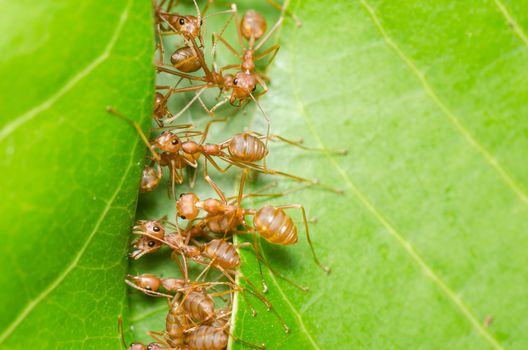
153,226,160,232
171,139,179,145
252,86,256,92
148,241,156,247
147,346,153,350
179,18,185,25
180,215,186,219
233,78,238,85
200,19,203,25
179,193,185,198
146,286,151,290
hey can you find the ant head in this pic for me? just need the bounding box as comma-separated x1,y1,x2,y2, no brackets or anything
230,72,257,102
156,132,182,153
129,274,162,292
168,15,201,39
240,10,267,41
130,236,162,259
176,193,200,221
140,167,161,192
170,46,202,73
132,220,165,239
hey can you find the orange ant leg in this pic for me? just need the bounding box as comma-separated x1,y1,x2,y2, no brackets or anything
237,274,290,333
199,117,228,143
266,0,302,27
221,157,343,193
203,173,228,202
213,32,242,59
188,165,198,188
248,93,271,169
106,106,160,162
254,15,284,51
250,131,348,155
165,87,207,123
204,154,234,177
227,331,266,350
157,65,208,82
231,4,245,50
254,43,281,69
278,204,331,274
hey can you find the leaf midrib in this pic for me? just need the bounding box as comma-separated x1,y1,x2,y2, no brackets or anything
0,0,134,343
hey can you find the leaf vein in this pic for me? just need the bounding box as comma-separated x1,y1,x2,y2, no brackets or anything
289,12,504,349
493,0,528,48
0,0,132,143
359,0,528,207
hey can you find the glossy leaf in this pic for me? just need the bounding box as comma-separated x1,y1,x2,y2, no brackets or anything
0,0,154,348
131,0,528,349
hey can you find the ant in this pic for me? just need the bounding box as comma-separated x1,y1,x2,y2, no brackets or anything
132,221,291,333
108,106,344,195
175,168,330,292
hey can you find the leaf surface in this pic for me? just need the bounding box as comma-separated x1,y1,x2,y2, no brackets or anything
129,0,528,349
0,0,154,348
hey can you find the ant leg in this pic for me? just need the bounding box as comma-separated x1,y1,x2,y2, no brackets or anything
203,172,228,202
212,32,242,58
155,24,165,65
204,154,233,174
156,65,208,82
251,131,348,155
254,44,281,69
117,316,132,349
165,87,207,123
278,204,330,274
248,94,271,170
236,168,249,206
237,274,290,333
228,331,265,350
254,15,284,51
188,166,198,188
266,0,302,27
231,3,245,49
199,117,228,143
106,106,160,162
209,6,237,56
221,157,343,193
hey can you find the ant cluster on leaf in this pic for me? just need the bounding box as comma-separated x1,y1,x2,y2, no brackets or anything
112,1,346,349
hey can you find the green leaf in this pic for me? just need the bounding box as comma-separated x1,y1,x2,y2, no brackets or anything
131,0,527,349
0,0,154,348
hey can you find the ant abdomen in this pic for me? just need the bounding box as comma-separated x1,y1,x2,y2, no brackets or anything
153,92,168,120
253,206,298,245
202,239,240,269
186,325,228,350
170,46,202,73
166,303,186,345
228,133,268,162
182,290,215,321
240,10,267,41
